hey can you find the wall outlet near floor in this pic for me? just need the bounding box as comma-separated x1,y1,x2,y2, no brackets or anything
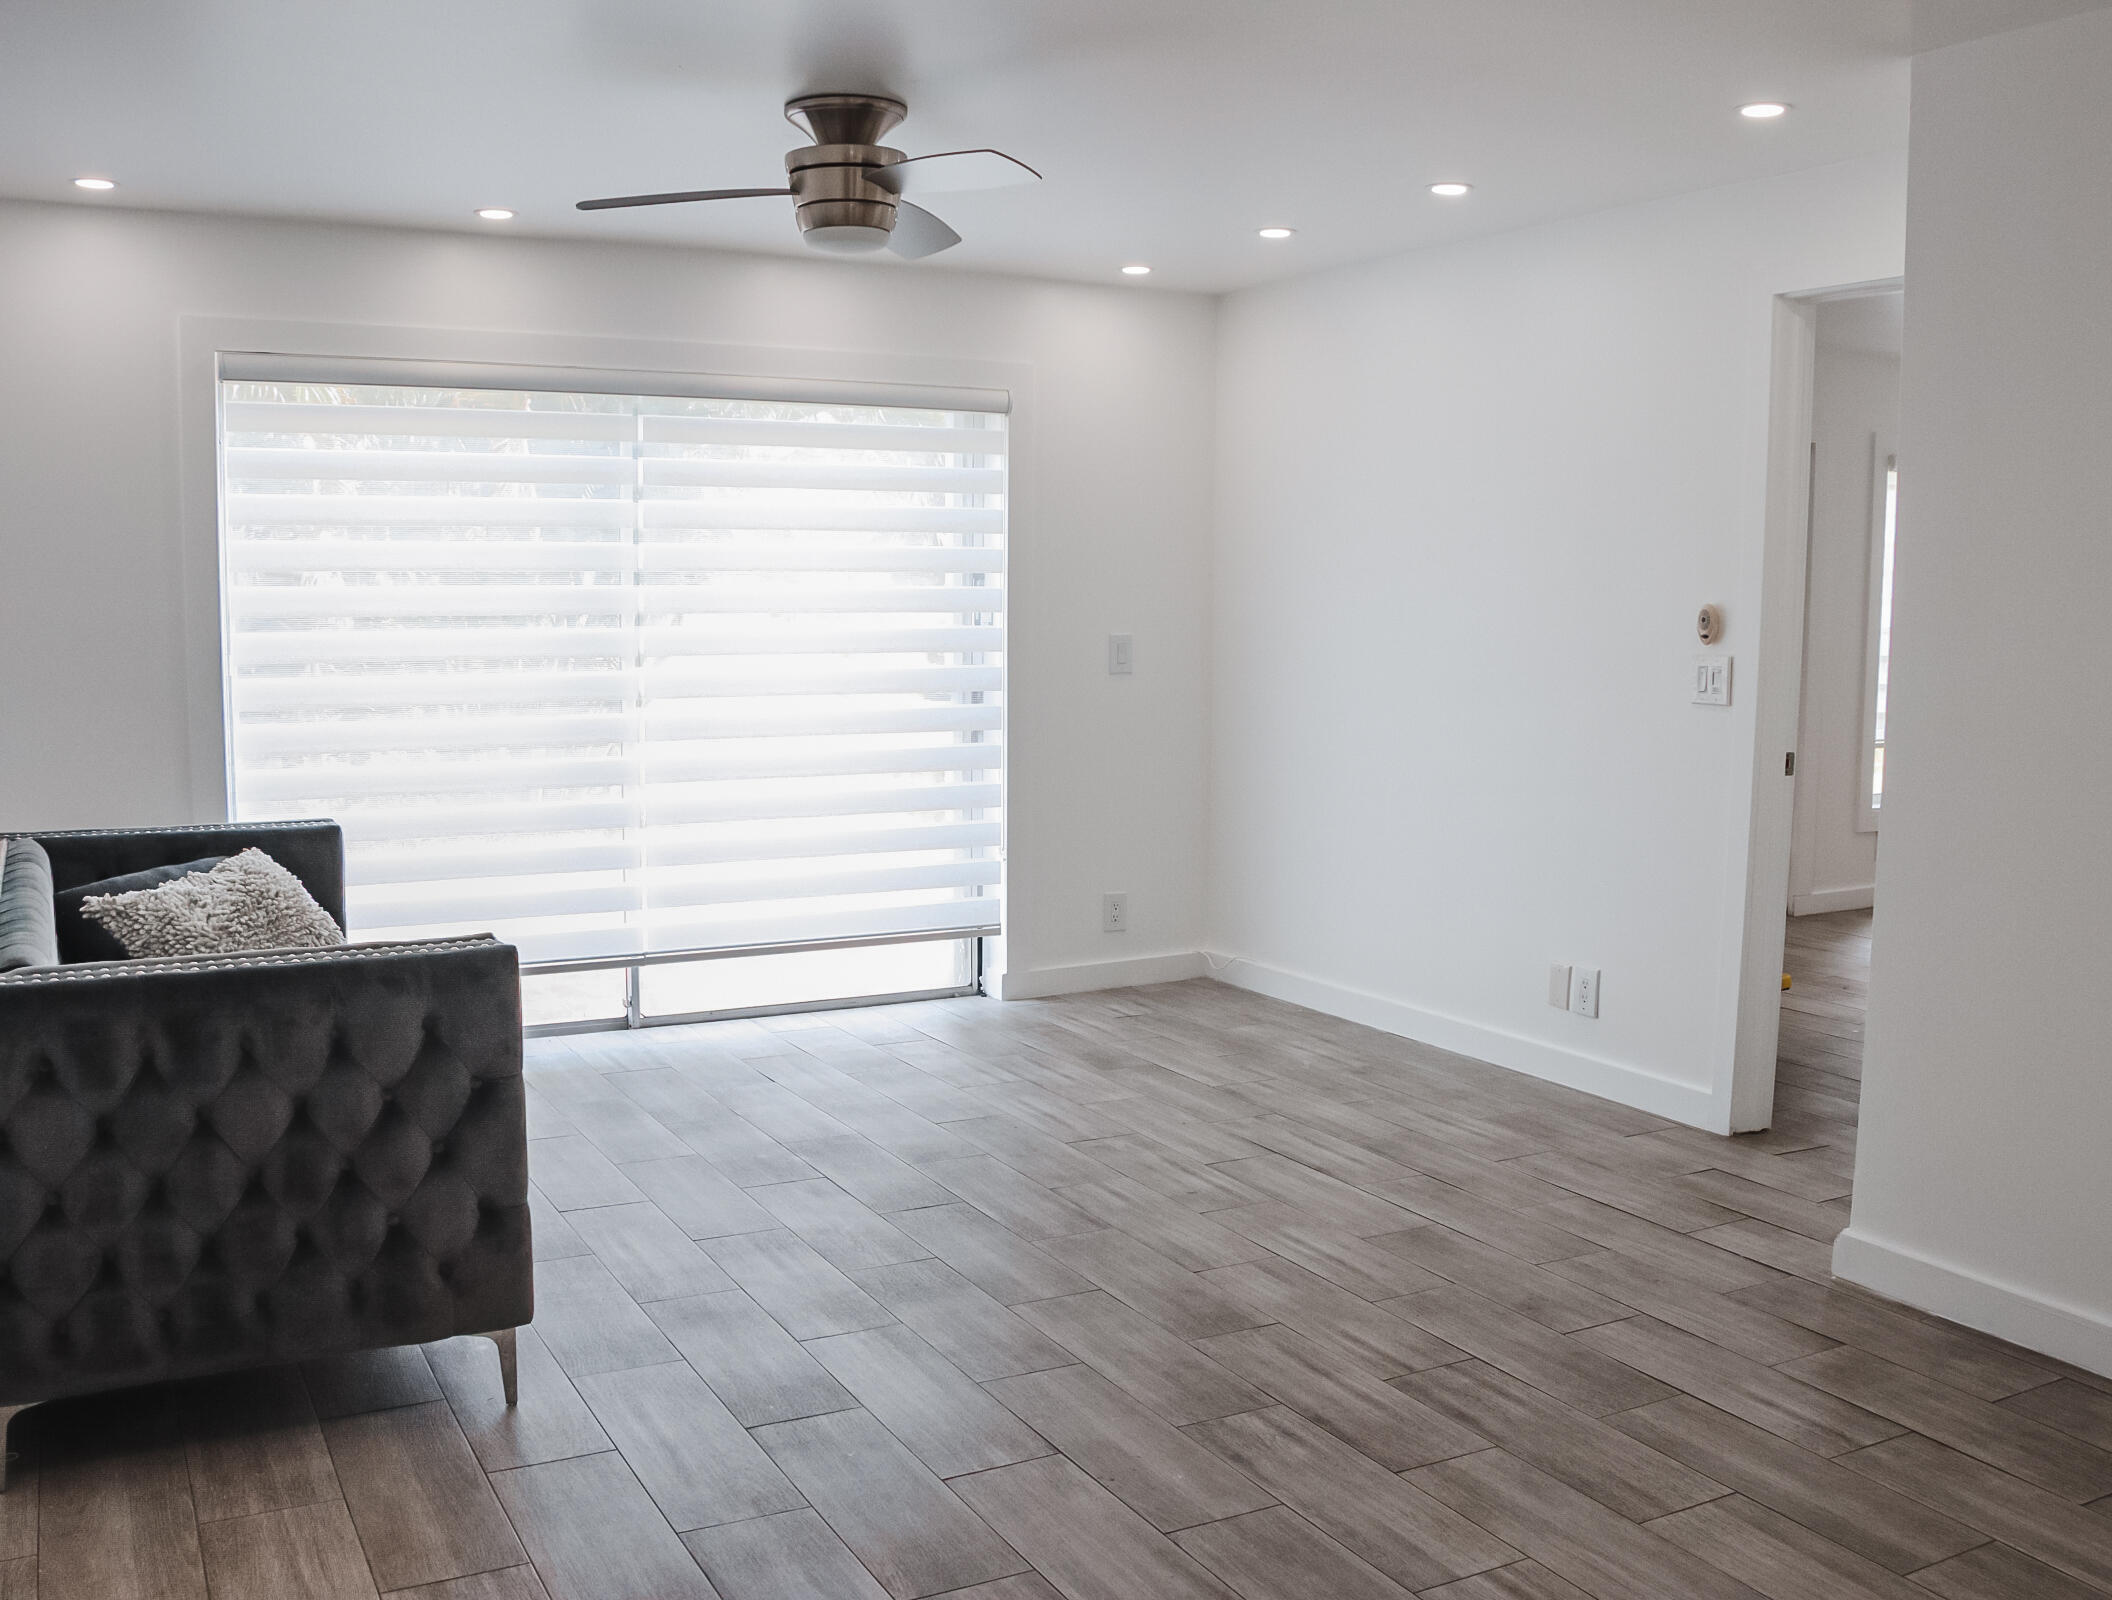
1571,966,1601,1018
1548,963,1573,1008
1102,892,1129,933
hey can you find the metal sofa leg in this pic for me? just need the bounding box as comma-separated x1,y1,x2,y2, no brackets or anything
478,1328,519,1406
0,1402,32,1492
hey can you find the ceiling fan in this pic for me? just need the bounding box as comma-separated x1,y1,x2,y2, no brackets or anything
576,93,1040,259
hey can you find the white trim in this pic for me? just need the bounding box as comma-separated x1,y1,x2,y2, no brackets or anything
994,951,1208,1001
1205,953,1722,1131
1789,885,1875,916
1833,1227,2112,1380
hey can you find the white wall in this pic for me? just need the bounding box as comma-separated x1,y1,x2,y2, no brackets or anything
1209,156,1905,1130
1834,7,2112,1373
1788,314,1898,915
0,201,1217,993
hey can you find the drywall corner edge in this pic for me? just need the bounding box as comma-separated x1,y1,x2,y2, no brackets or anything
1207,954,1722,1130
1834,1226,2112,1379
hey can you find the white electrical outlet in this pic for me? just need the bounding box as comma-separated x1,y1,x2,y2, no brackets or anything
1548,963,1573,1008
1571,966,1601,1018
1102,892,1129,933
1108,634,1134,675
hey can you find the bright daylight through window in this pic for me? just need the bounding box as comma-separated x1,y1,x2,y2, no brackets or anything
1870,461,1897,809
218,377,1005,1025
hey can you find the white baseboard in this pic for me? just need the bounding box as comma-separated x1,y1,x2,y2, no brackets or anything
993,950,1208,1001
1203,953,1721,1131
1833,1227,2112,1378
1790,885,1875,916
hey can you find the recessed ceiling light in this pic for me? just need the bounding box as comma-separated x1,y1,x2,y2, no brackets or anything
475,207,516,221
1257,226,1295,240
73,177,116,191
1739,102,1790,119
1121,264,1152,276
1428,182,1472,198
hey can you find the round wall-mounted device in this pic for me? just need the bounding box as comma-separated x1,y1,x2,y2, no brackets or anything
1697,604,1725,645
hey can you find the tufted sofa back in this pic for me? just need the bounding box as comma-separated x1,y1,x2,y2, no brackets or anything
28,820,347,933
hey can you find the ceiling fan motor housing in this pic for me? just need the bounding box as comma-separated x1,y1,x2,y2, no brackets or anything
783,94,909,253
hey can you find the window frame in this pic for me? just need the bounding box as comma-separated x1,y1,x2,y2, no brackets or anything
1857,434,1896,833
178,318,1027,1027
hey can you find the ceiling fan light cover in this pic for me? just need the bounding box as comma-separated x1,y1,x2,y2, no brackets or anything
804,223,894,254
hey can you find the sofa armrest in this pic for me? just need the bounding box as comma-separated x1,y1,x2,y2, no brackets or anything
21,820,346,932
0,936,529,1403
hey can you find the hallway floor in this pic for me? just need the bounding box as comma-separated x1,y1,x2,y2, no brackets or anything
11,924,2112,1600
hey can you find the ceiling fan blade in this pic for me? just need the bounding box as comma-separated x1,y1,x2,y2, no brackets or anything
888,202,962,260
576,187,792,211
871,150,1041,196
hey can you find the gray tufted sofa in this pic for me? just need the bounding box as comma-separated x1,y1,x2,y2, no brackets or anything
0,821,532,1487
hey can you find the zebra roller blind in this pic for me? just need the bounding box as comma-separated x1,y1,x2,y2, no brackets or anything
219,377,1005,965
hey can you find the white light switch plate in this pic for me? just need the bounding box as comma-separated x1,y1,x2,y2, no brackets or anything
1108,634,1134,675
1548,963,1573,1008
1692,655,1732,706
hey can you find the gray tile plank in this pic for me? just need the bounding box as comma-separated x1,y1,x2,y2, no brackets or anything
323,1400,525,1592
490,1450,718,1600
1014,1291,1271,1426
1779,1346,2112,1499
568,1200,738,1301
1728,1279,2059,1401
802,1324,1050,1479
1395,1360,1726,1522
1214,1155,1428,1238
1373,1225,1632,1334
1573,1316,1901,1455
786,1136,957,1212
530,1135,650,1211
888,1204,1093,1305
196,1499,379,1600
644,1290,858,1427
750,1178,931,1271
36,1440,208,1600
1213,1202,1447,1300
424,1328,611,1474
847,1259,1076,1382
920,1155,1104,1242
1512,1151,1746,1233
1054,1172,1271,1271
302,1345,444,1420
1908,1541,2112,1600
619,1156,781,1240
1610,1395,1984,1574
1539,1248,1838,1365
382,1568,553,1599
1389,1287,1676,1416
1690,1220,1837,1283
1415,1564,1596,1600
1195,1324,1488,1470
1039,1229,1272,1340
576,1362,806,1531
529,1253,684,1377
1407,1448,1769,1600
681,1508,889,1600
670,1107,822,1188
700,1229,896,1340
752,1409,1029,1599
180,1366,338,1525
1999,1378,2112,1453
1529,1195,1776,1292
1199,1254,1467,1378
983,1364,1276,1532
947,1454,1240,1600
1173,1505,1415,1600
1642,1493,1928,1600
1182,1406,1519,1591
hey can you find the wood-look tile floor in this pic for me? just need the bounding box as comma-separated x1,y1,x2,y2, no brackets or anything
15,908,2112,1599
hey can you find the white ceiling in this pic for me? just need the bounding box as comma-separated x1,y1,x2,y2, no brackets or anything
0,0,2096,292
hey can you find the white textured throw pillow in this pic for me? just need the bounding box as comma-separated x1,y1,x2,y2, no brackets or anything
80,848,345,958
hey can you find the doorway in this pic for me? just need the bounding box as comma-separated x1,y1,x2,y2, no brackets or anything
1734,281,1902,1132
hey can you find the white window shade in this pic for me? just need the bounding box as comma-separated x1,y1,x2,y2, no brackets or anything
220,378,1004,965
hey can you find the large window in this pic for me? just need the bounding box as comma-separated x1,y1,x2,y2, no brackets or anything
218,375,1004,1024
